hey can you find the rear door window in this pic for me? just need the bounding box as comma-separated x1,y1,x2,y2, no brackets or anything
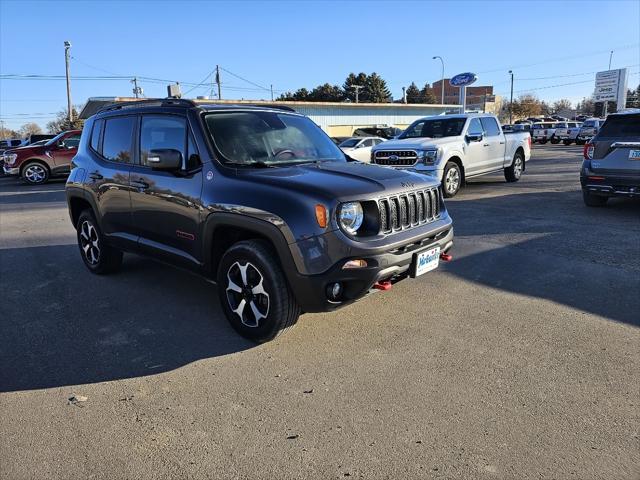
102,116,135,163
480,117,501,136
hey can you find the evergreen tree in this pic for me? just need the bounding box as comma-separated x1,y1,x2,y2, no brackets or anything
421,83,437,104
365,72,391,103
343,72,369,102
405,82,421,103
307,83,344,102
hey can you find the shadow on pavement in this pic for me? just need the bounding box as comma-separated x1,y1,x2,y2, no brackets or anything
0,245,254,393
444,190,640,328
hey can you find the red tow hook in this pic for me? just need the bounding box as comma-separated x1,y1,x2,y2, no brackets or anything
440,252,453,262
373,280,392,291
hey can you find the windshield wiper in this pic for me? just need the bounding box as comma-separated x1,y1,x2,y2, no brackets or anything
226,161,276,168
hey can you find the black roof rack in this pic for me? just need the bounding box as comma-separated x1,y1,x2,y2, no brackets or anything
97,98,197,114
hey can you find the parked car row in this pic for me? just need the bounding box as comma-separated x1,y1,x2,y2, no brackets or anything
505,118,607,146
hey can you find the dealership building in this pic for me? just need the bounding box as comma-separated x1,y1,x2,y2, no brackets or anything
80,97,462,137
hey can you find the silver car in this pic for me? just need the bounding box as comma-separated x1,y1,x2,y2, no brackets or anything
580,110,640,206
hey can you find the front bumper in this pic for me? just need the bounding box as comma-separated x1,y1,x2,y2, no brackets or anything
3,166,19,176
287,222,454,313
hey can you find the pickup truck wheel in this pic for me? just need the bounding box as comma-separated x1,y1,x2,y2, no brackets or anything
539,139,548,144
217,240,300,343
582,190,608,207
504,152,524,182
22,162,49,185
563,140,572,146
550,137,560,144
442,161,461,198
576,139,585,146
76,210,123,274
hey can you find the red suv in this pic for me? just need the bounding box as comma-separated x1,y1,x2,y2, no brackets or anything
2,129,82,184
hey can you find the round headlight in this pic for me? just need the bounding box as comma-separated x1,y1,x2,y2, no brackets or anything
339,202,364,235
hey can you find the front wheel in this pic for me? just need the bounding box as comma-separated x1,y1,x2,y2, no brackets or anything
442,161,462,198
550,137,560,144
22,162,49,185
582,190,608,207
504,152,524,182
76,210,123,274
217,240,300,343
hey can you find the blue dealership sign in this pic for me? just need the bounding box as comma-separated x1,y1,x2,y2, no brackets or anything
450,72,478,87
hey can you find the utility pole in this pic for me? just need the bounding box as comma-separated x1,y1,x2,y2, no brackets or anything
216,65,222,100
432,56,445,104
350,85,363,103
270,84,274,101
131,77,142,98
64,41,73,124
509,70,514,124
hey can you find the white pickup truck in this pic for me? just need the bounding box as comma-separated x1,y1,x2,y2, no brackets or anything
370,113,531,197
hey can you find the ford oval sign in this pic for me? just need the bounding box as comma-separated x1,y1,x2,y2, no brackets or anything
450,72,478,87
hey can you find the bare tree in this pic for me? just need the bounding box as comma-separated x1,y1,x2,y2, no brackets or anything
18,122,43,138
46,106,84,134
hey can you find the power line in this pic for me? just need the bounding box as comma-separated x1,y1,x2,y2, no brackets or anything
219,67,271,92
183,68,217,95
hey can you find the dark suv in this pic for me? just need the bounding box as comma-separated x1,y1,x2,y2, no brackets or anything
581,110,640,206
66,99,454,342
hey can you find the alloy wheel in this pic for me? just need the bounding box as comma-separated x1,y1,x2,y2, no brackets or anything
226,261,270,328
445,167,460,195
80,220,101,265
513,156,523,178
24,164,46,184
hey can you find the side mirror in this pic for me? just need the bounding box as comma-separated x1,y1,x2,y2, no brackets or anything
146,148,182,170
57,140,65,148
466,133,483,142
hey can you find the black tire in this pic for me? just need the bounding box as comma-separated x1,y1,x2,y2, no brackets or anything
21,161,49,185
576,139,585,146
504,151,524,183
550,137,560,144
217,239,300,343
442,161,462,198
582,190,608,207
563,140,572,146
539,139,548,145
76,210,123,274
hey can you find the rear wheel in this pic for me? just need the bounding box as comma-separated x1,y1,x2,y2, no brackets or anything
504,151,524,182
582,190,608,207
539,139,548,145
76,210,123,274
217,240,300,343
550,137,560,144
22,161,49,185
442,161,462,198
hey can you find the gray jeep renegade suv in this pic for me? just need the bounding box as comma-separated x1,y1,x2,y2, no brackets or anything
66,99,454,342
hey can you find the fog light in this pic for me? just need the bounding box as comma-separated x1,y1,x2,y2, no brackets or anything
326,282,342,301
342,259,367,269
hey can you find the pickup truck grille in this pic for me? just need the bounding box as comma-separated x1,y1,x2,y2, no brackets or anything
373,150,418,167
378,187,442,233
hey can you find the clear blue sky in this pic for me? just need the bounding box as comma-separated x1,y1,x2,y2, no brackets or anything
1,0,639,130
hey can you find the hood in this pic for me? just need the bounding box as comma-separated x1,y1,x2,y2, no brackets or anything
372,136,460,151
7,144,46,157
236,161,440,201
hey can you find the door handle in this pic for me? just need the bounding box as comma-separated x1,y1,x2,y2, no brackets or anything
89,171,103,180
131,178,150,190
499,141,505,145
483,143,490,147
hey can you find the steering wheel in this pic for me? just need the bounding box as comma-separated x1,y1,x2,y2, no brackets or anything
274,149,296,160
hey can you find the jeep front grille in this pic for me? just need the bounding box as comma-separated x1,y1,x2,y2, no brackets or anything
373,150,418,167
378,188,442,233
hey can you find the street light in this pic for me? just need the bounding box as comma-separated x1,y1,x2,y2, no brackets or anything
509,70,514,124
432,56,444,105
64,41,73,124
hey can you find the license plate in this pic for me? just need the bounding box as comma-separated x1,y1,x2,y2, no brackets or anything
413,246,440,277
629,150,640,160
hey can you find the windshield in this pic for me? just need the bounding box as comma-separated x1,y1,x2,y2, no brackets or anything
204,111,345,166
339,138,360,148
554,123,567,128
399,118,466,139
582,120,596,127
45,132,66,146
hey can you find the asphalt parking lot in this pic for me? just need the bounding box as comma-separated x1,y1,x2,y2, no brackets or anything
1,145,639,479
